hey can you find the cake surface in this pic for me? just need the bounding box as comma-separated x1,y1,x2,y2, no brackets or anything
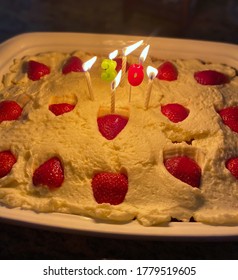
0,48,238,226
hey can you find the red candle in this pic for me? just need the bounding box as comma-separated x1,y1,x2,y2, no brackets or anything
128,64,144,86
127,45,150,87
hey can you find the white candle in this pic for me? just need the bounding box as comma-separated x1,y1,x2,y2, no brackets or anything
111,70,122,114
84,71,94,101
144,66,158,110
82,56,97,101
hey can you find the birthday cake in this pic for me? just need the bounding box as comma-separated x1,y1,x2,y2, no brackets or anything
0,45,238,226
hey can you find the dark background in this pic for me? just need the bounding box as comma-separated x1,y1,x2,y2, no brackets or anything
1,0,238,260
0,0,238,44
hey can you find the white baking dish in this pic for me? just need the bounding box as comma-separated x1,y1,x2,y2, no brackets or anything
0,32,238,240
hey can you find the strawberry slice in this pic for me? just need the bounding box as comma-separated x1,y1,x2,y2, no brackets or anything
226,157,238,180
49,103,75,116
164,156,201,188
62,56,84,74
114,58,130,72
27,60,50,81
33,157,64,189
0,100,22,123
161,103,189,123
218,106,238,133
91,172,128,205
97,114,128,140
0,150,17,178
194,70,229,85
156,61,178,81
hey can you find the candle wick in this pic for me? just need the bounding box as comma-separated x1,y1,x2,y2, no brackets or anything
149,72,157,80
111,80,115,91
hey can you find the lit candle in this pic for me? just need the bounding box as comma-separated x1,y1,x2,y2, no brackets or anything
144,66,158,110
121,40,143,86
101,50,118,82
111,70,122,114
128,45,150,101
82,56,97,101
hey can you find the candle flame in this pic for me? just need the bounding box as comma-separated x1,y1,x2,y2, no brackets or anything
139,45,150,64
146,66,158,80
82,56,97,71
111,70,122,90
122,40,144,56
109,50,118,60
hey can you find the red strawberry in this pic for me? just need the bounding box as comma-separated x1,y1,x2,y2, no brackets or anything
226,157,238,180
62,56,84,74
194,70,229,85
114,58,130,72
157,61,178,81
27,60,50,81
0,150,17,178
91,172,128,205
33,157,64,189
161,103,189,123
0,100,22,123
164,156,201,188
218,106,238,133
49,103,75,116
97,114,128,140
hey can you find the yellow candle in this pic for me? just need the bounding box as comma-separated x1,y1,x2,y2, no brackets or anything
101,50,118,82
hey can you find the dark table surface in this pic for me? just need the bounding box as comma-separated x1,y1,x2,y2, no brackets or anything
1,0,238,260
2,221,238,260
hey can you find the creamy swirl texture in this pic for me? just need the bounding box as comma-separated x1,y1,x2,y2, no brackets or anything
0,50,238,226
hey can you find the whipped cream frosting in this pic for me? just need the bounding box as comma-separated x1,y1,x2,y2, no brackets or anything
0,50,238,226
